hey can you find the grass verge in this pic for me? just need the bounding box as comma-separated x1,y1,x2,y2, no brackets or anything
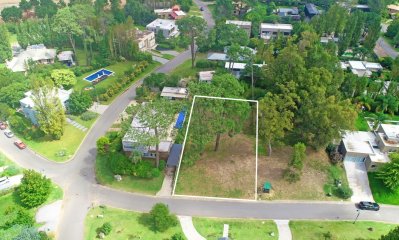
290,220,398,240
16,115,97,162
169,53,206,78
95,155,164,195
85,206,185,240
193,217,278,239
368,172,399,205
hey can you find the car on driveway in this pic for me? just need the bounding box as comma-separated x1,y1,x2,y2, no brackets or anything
4,130,14,138
200,6,204,11
357,201,380,211
14,140,26,150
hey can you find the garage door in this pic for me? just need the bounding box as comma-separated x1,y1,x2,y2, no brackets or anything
344,155,365,162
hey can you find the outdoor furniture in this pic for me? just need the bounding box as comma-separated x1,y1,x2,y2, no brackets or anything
263,182,271,193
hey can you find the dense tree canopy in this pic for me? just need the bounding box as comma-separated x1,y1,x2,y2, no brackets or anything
18,170,52,208
0,26,12,63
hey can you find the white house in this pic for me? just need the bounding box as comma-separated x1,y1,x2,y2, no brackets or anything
57,51,75,66
20,88,72,125
160,87,188,100
341,61,383,77
259,23,293,40
225,20,252,37
6,44,56,72
339,124,399,172
135,30,156,51
146,19,179,38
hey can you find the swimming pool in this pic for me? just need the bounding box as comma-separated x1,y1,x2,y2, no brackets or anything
84,69,114,83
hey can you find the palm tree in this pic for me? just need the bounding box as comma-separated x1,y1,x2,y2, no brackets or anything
355,94,374,111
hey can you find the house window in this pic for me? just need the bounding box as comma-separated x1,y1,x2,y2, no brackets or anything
371,165,376,168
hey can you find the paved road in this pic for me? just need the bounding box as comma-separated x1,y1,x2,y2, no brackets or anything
375,37,399,59
193,0,215,29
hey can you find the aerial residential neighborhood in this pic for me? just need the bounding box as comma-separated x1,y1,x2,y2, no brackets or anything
1,0,399,240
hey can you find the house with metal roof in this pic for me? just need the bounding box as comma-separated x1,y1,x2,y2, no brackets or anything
304,3,320,18
226,20,252,37
340,61,383,77
161,87,188,100
146,19,179,38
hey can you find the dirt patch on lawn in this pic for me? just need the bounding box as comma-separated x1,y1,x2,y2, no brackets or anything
175,133,256,199
258,146,335,200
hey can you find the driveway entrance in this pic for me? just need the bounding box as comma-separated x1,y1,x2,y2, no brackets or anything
344,161,374,203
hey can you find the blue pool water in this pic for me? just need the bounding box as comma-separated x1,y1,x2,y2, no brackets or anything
84,69,114,82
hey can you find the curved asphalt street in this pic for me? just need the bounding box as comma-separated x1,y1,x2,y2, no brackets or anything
1,1,399,240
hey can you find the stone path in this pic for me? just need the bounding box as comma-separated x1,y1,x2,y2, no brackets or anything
178,216,206,240
274,220,292,240
36,200,63,233
66,118,88,132
156,174,173,197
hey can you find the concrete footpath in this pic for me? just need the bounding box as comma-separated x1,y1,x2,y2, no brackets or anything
274,220,292,240
178,216,205,240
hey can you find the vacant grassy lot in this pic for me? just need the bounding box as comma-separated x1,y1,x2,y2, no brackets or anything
85,207,184,240
193,217,278,239
176,133,257,199
74,61,160,104
17,116,97,162
368,172,399,205
290,221,398,240
95,155,164,195
258,147,348,200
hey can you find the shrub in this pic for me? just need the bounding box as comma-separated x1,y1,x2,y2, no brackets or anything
109,153,133,175
98,222,112,236
133,161,159,178
290,142,306,170
335,185,353,199
67,91,93,115
158,160,166,171
380,226,399,240
96,136,110,155
18,170,52,208
3,207,35,229
149,203,178,232
171,233,185,240
80,111,97,121
283,167,300,183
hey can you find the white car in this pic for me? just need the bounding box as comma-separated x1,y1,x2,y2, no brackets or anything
4,130,14,138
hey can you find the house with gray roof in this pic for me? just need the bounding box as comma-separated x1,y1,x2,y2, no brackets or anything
6,44,56,72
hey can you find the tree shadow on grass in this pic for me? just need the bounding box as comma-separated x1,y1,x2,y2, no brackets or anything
138,213,156,232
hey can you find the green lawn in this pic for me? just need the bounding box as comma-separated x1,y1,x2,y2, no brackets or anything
188,4,203,17
169,53,207,78
0,152,22,177
16,116,98,162
9,34,17,45
162,53,175,60
355,111,399,131
95,155,164,195
368,172,399,205
290,221,398,240
74,61,160,104
68,111,99,129
193,217,278,239
85,207,185,240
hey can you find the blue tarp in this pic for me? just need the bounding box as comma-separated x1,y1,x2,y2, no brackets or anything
174,111,186,129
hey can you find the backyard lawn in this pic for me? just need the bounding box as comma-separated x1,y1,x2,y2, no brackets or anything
16,115,98,162
74,61,160,104
95,155,164,195
85,207,185,240
169,53,208,78
290,221,398,240
355,111,399,131
193,217,278,239
368,172,399,205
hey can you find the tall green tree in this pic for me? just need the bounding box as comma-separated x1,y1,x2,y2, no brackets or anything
148,203,178,232
1,6,22,22
177,16,207,68
18,170,52,208
126,99,179,167
52,7,83,65
215,0,234,19
0,25,12,63
259,92,295,156
50,69,76,89
31,79,66,140
377,152,399,191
